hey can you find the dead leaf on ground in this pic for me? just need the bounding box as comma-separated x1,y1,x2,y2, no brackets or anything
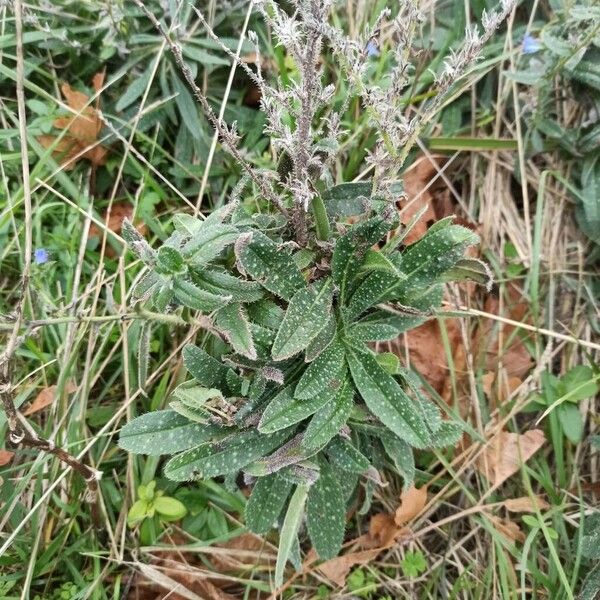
23,381,77,416
38,74,108,169
369,512,405,547
475,429,545,487
395,485,428,526
396,154,459,245
503,496,550,513
0,450,14,466
487,514,526,543
88,200,147,239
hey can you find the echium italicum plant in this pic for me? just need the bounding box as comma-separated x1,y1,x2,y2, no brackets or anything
120,0,511,586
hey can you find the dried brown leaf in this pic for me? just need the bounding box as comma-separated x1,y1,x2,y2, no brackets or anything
503,496,550,513
476,429,545,487
0,450,14,466
23,381,76,416
394,485,428,526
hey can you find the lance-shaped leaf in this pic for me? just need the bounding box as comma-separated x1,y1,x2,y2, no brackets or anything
259,386,335,434
192,268,263,302
396,224,480,301
245,434,322,476
156,246,186,275
183,344,228,388
327,437,370,473
346,270,407,320
215,303,257,360
430,421,465,447
322,181,373,218
173,278,231,312
181,223,239,265
118,410,220,455
441,257,493,290
235,231,305,300
307,461,345,559
346,346,431,448
275,484,309,588
305,314,336,362
295,339,346,400
302,377,354,451
246,298,285,330
164,429,291,481
272,279,334,361
381,433,415,490
331,216,392,304
246,474,294,534
132,270,161,302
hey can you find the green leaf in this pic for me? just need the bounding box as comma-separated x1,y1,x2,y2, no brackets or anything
307,462,345,559
183,344,228,388
192,269,263,302
164,429,291,481
295,339,346,399
173,278,231,312
173,74,204,139
116,62,155,111
258,386,334,434
118,410,218,455
332,217,392,304
156,246,186,275
346,270,406,320
153,496,187,521
346,346,431,448
381,434,415,489
246,474,293,534
302,378,354,451
181,224,239,265
305,315,337,362
272,279,334,361
215,303,257,360
171,382,223,409
430,421,464,447
236,231,305,300
132,271,161,301
327,437,370,473
246,298,285,330
275,484,309,587
127,499,149,525
557,365,599,402
442,258,493,289
558,402,584,444
396,224,480,301
375,352,400,375
322,182,373,218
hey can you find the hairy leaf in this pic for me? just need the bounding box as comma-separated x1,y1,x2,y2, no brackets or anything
236,231,305,300
181,223,239,265
246,474,293,534
119,410,219,455
307,461,345,559
173,278,231,312
192,269,264,302
272,279,334,361
327,437,370,473
346,346,431,448
259,386,334,434
183,344,228,388
295,339,346,399
302,378,354,451
215,303,257,360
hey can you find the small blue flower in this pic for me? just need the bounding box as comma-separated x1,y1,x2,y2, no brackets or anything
366,40,380,57
522,34,541,55
34,248,49,265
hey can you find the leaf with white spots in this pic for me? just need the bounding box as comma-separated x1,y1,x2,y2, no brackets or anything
118,410,220,456
380,433,415,490
305,314,336,362
215,303,257,360
246,474,294,534
346,346,431,448
331,216,392,305
235,231,305,300
258,386,335,434
272,279,334,361
164,429,291,481
327,437,370,473
302,377,354,451
183,344,228,388
295,339,346,400
307,461,345,559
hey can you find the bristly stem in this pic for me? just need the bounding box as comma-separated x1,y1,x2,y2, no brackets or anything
132,0,289,218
